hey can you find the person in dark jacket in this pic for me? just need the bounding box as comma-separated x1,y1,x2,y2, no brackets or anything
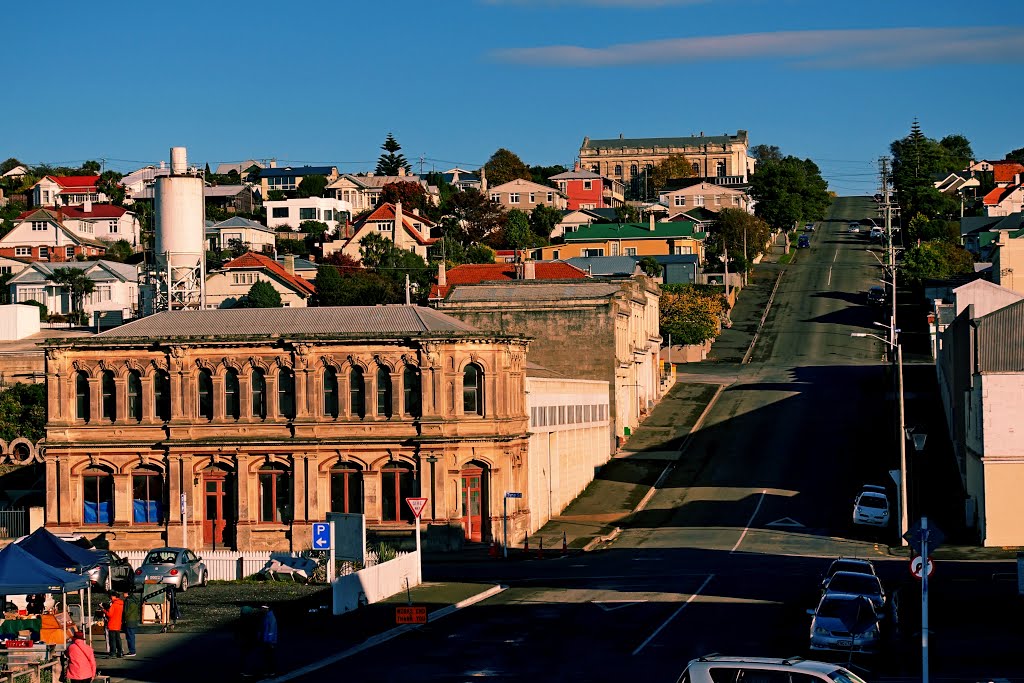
259,605,278,676
122,590,141,656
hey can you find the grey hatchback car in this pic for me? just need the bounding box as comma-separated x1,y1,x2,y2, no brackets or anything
133,547,208,592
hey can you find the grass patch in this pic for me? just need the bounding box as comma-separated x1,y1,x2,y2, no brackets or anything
778,252,793,264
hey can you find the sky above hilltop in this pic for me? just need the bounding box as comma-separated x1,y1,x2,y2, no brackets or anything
4,0,1023,196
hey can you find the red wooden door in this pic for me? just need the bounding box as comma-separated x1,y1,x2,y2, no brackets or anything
203,474,233,549
460,468,484,542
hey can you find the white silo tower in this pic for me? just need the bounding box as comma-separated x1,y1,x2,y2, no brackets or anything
150,146,206,311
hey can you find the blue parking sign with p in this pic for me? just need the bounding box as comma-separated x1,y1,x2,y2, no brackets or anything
312,522,331,550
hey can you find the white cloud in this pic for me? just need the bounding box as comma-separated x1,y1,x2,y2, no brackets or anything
491,27,1024,68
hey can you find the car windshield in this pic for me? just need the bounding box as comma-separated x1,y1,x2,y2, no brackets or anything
830,574,880,594
833,561,870,576
859,494,887,509
829,670,868,683
145,551,178,564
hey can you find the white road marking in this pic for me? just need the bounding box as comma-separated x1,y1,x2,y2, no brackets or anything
730,489,767,553
631,574,714,655
766,517,806,528
827,266,832,286
593,600,648,612
833,249,839,263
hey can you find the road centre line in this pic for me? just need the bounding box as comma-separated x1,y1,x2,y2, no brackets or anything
827,266,832,287
833,249,838,263
631,574,714,656
730,489,767,554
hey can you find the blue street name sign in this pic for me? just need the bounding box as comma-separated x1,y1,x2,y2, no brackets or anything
312,522,331,550
505,492,523,499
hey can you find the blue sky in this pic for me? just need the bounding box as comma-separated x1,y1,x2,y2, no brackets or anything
4,0,1022,195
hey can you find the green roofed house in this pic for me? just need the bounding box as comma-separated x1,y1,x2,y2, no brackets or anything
538,216,706,262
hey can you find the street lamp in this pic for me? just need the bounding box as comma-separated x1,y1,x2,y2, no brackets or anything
851,332,909,544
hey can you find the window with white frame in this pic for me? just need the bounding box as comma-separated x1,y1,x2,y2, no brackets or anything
529,193,535,204
674,245,692,255
272,207,289,218
91,286,112,303
583,181,592,190
625,247,637,256
39,247,49,259
547,192,554,202
109,220,118,233
490,193,500,203
583,248,605,257
509,193,520,203
17,288,44,303
694,195,705,206
611,242,619,256
267,177,297,191
66,247,75,259
42,191,50,203
15,247,30,257
376,221,394,232
323,209,333,221
674,196,686,207
232,272,257,286
714,195,721,205
299,208,317,221
31,221,47,231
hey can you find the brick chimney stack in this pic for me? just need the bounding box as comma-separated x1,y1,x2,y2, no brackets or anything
649,212,656,231
394,201,403,243
438,259,446,287
284,254,295,275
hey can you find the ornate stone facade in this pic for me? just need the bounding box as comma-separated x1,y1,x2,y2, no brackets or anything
42,307,531,551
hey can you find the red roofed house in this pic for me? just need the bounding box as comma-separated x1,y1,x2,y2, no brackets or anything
205,251,316,308
429,259,589,300
30,175,107,207
0,208,111,262
338,201,436,262
983,182,1024,217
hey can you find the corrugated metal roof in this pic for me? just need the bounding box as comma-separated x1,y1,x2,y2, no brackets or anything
259,166,336,179
444,282,623,303
93,306,479,340
582,134,740,150
566,256,638,276
975,298,1024,372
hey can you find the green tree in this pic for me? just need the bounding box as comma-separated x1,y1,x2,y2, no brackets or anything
379,181,429,213
529,164,568,185
749,155,830,229
0,158,22,175
750,145,782,162
500,209,538,249
97,170,125,205
465,243,496,264
239,280,283,308
529,204,563,240
313,264,347,306
1005,147,1024,164
47,267,95,324
102,239,135,262
614,204,641,223
376,133,412,176
0,382,46,441
358,232,395,270
890,121,974,219
297,175,328,198
900,241,975,285
906,214,960,244
449,189,506,243
483,148,531,186
649,154,695,195
638,256,662,277
659,284,728,345
81,160,101,174
710,209,773,269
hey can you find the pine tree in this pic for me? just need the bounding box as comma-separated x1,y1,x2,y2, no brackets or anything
909,118,924,180
376,133,412,176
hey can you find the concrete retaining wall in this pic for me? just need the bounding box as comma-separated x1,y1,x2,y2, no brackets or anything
332,550,419,614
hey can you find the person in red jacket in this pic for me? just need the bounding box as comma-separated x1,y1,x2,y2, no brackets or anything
65,631,96,683
101,594,125,658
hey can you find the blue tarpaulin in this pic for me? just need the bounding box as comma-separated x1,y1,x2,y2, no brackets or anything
83,501,111,524
132,499,163,524
0,543,88,594
17,527,100,573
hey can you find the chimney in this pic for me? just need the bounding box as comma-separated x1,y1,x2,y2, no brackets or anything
394,201,403,237
524,260,536,280
574,162,582,172
479,167,487,193
84,199,92,213
438,259,447,287
284,254,295,275
398,167,406,177
649,212,656,231
515,261,525,279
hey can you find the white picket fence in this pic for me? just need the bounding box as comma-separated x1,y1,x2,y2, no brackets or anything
120,550,305,581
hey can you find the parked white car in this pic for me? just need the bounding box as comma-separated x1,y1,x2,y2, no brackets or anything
852,485,890,527
677,655,867,682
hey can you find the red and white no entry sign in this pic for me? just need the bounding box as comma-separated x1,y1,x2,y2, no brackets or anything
910,555,934,579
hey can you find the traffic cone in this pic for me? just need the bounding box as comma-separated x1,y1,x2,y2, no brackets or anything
562,531,568,556
488,541,499,558
537,536,544,559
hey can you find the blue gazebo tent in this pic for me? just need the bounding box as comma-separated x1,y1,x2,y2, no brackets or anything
16,528,99,573
0,542,88,594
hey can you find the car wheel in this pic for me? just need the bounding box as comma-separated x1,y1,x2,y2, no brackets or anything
199,570,208,588
179,575,188,593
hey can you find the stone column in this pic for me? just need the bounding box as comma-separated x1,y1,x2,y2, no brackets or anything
114,375,127,423
45,454,59,524
239,375,253,420
141,375,155,424
292,454,308,524
365,370,377,419
390,370,401,419
113,472,132,525
212,375,225,421
338,369,350,419
306,454,320,522
166,454,182,545
180,455,195,548
59,457,73,524
266,374,280,420
88,377,101,423
294,370,310,419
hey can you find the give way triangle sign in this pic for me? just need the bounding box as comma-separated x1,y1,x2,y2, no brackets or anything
406,497,428,519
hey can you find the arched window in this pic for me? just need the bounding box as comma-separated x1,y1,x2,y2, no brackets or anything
75,371,90,422
225,369,240,420
403,366,420,417
258,464,291,523
278,368,295,420
101,371,116,422
251,368,266,419
154,370,170,422
323,367,339,418
613,163,623,177
83,466,113,525
691,162,700,176
330,462,363,514
197,369,213,421
132,466,164,524
630,163,638,178
381,461,415,522
349,367,365,419
127,370,142,422
463,363,484,416
376,366,392,418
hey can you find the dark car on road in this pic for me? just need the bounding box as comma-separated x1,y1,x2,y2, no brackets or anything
798,234,811,248
866,286,886,306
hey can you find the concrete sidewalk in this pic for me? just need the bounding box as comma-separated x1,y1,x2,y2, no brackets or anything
99,581,501,683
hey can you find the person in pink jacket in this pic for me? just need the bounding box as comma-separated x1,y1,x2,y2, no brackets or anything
65,631,97,683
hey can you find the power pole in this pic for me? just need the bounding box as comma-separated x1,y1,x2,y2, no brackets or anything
880,157,897,355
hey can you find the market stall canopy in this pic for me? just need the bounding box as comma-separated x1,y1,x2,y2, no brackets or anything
16,528,99,573
0,543,89,593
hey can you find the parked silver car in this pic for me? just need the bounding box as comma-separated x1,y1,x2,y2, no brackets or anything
133,547,208,592
822,570,886,611
820,558,877,590
808,593,881,654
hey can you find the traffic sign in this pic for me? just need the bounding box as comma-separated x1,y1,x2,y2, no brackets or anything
311,522,331,550
910,555,934,579
180,493,187,516
903,519,945,555
505,492,523,499
395,605,427,624
406,497,428,519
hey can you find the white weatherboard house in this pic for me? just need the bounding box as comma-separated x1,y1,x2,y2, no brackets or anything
8,261,139,325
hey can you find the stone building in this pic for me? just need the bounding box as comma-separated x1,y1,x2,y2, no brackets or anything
436,277,662,446
42,306,531,551
578,131,755,199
